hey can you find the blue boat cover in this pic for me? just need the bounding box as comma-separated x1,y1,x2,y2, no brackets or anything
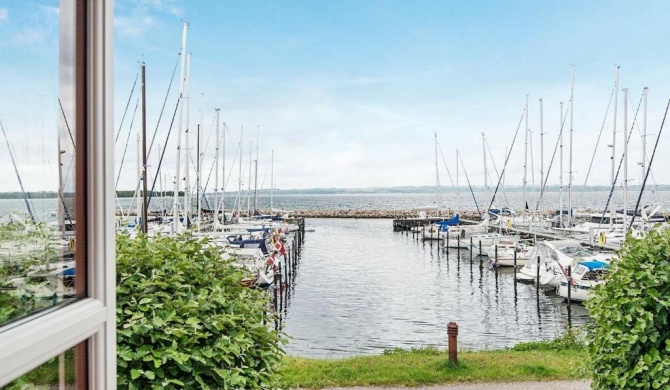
579,260,609,270
435,214,459,226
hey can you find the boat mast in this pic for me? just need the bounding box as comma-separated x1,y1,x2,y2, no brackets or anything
434,132,439,212
254,126,259,213
222,123,226,222
214,108,220,228
172,22,188,234
503,146,507,189
482,133,487,208
641,87,648,186
58,137,65,234
539,98,544,215
1,119,35,222
184,53,192,226
237,126,243,218
523,95,528,213
610,66,620,230
271,150,274,212
559,101,564,227
623,87,628,233
136,133,141,225
196,93,203,232
568,65,574,227
141,62,148,233
247,141,252,215
456,149,459,216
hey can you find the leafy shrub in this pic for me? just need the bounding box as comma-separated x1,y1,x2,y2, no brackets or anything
587,229,670,389
116,233,285,389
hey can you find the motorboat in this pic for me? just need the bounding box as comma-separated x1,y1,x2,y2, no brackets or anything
557,259,609,302
516,239,611,288
487,240,533,267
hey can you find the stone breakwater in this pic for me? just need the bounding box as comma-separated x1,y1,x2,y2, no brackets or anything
288,209,483,219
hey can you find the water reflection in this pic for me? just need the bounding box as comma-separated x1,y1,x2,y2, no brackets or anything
282,218,591,358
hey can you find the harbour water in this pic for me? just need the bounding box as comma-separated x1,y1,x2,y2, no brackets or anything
282,218,589,358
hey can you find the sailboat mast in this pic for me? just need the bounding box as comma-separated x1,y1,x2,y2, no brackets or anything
503,146,507,189
610,66,620,230
254,126,259,213
184,53,192,226
539,98,544,215
0,120,35,222
196,124,200,231
271,150,274,212
568,65,574,227
623,87,628,233
642,87,648,186
58,137,65,235
456,149,459,216
523,95,528,213
222,123,226,220
247,141,252,215
559,101,564,227
197,93,203,232
482,133,487,205
136,133,141,225
141,62,148,233
172,22,188,233
214,109,220,227
237,126,243,217
434,132,439,209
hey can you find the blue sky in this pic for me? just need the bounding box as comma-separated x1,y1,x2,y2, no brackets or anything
2,0,670,192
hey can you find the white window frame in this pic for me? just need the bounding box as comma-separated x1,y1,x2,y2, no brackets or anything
0,0,116,388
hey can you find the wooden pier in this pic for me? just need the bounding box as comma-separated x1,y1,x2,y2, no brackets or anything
392,217,451,232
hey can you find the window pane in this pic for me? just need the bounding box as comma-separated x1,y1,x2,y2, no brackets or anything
1,345,76,389
0,1,80,328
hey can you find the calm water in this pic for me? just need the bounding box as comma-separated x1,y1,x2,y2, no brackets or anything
282,218,589,358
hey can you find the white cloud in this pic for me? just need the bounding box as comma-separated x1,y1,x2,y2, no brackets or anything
115,15,156,38
13,28,45,44
0,8,8,22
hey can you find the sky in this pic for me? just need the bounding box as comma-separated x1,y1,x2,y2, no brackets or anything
2,0,670,193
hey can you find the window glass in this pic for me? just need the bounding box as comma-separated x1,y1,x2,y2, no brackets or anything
1,345,76,389
0,1,79,328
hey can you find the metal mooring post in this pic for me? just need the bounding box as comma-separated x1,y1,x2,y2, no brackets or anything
447,322,459,364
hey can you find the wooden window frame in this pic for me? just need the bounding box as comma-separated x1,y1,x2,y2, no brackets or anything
0,0,116,388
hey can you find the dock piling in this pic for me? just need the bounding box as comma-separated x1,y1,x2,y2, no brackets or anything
567,265,572,327
470,237,473,263
535,256,540,294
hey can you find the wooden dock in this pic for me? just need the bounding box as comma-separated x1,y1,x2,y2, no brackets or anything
392,217,452,231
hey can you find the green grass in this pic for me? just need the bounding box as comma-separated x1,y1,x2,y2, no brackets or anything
280,343,589,389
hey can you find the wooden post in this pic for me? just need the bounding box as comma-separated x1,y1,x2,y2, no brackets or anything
470,237,473,262
447,322,459,364
535,256,540,294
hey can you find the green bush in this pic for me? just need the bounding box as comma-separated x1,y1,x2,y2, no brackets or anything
587,229,670,389
116,233,285,389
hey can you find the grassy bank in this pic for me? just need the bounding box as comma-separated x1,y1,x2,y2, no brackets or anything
281,341,589,389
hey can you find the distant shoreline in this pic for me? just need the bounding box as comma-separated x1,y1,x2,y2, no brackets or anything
0,185,666,199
